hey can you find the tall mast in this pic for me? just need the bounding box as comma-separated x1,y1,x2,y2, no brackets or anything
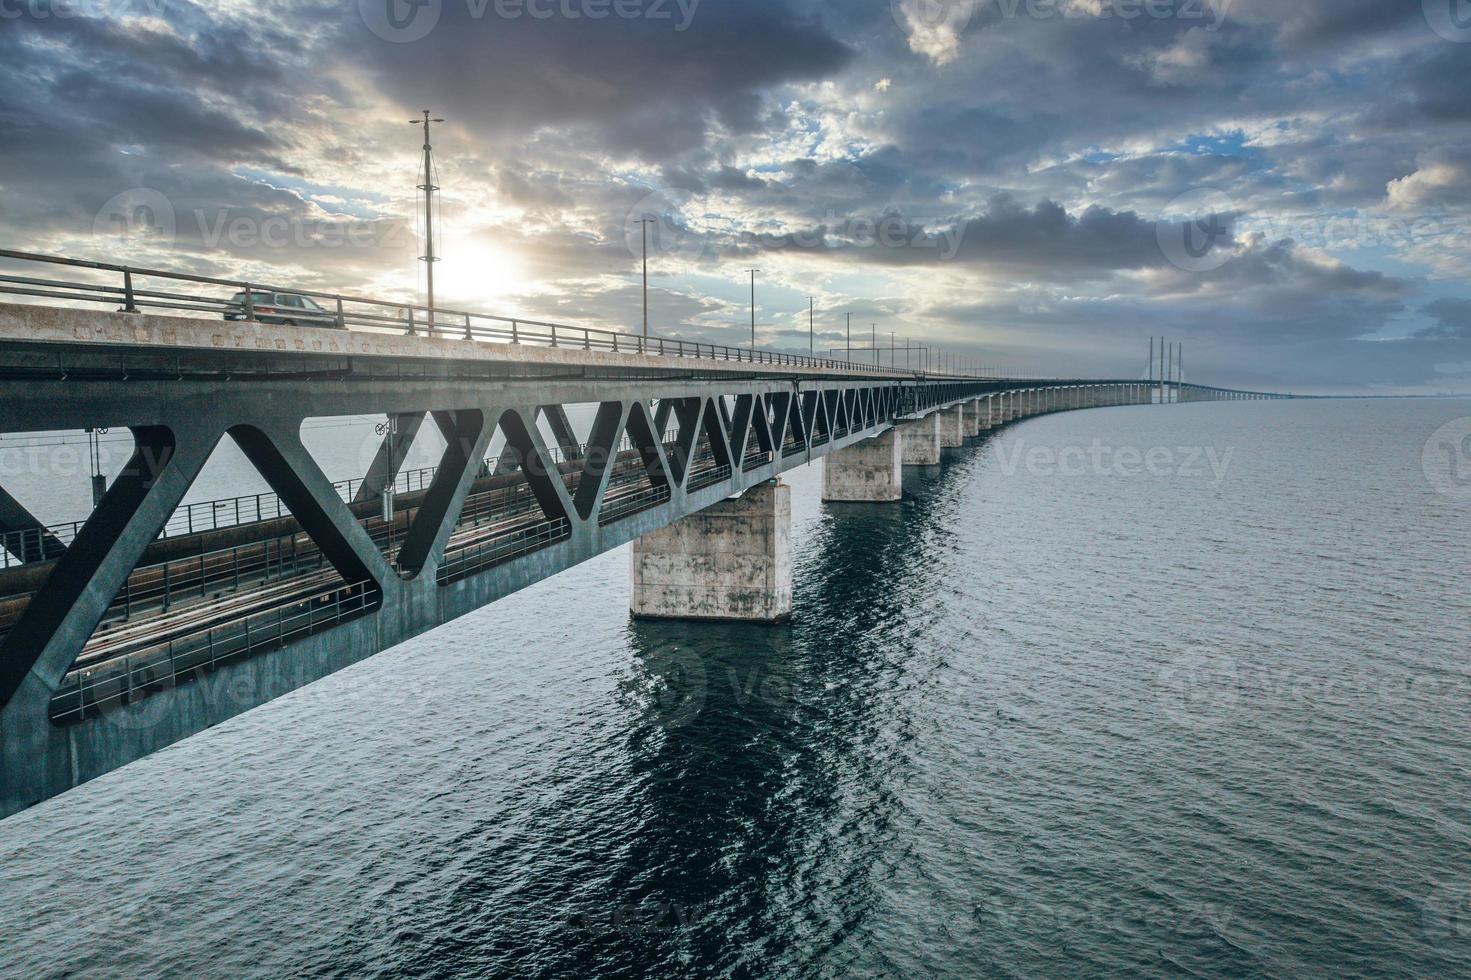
411,110,445,331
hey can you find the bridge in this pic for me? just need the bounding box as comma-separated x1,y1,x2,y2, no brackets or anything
0,252,1288,818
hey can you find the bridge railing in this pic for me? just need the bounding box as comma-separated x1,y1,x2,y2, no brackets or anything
0,249,939,377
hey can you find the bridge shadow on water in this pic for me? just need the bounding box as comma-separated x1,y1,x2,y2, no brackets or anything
322,446,994,979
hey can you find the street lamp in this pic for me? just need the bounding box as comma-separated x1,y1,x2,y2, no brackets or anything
745,269,760,347
634,217,655,337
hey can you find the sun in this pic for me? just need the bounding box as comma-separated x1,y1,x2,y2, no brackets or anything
431,237,526,310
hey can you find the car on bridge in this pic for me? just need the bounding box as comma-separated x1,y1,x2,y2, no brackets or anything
225,291,338,328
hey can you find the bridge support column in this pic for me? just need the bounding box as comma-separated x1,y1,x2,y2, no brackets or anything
978,397,995,432
901,414,942,466
963,400,983,438
630,481,791,623
822,429,902,502
940,405,965,451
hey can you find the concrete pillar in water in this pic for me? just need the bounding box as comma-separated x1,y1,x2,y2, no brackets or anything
900,413,942,466
963,399,983,438
978,396,995,432
630,480,792,622
822,428,902,502
940,404,966,450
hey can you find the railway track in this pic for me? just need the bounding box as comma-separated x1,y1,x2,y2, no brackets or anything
57,458,710,683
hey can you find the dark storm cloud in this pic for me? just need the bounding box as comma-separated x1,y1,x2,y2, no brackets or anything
348,0,853,160
1263,0,1425,51
739,195,1215,277
0,4,318,251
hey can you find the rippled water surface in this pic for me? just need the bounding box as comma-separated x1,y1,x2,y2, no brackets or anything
2,399,1469,978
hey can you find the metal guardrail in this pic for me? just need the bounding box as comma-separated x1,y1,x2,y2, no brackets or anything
597,483,673,527
437,517,571,585
686,463,734,493
0,249,939,377
50,583,379,724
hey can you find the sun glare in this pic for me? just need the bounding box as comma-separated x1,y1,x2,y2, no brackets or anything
431,238,526,310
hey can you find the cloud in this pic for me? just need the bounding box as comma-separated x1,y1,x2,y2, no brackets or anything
738,195,1198,277
1419,298,1471,340
1386,146,1471,212
347,0,854,160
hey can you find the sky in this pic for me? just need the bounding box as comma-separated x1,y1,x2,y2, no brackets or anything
2,0,1470,392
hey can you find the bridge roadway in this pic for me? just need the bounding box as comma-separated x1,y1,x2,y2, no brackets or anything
0,301,1284,817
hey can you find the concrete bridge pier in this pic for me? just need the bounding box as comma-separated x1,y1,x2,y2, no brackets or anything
940,405,966,453
961,400,976,437
901,413,943,466
631,481,792,623
822,428,902,502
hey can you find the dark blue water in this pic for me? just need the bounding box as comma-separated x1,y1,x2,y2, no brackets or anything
2,399,1469,977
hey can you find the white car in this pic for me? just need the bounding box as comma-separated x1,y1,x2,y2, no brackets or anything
225,291,338,327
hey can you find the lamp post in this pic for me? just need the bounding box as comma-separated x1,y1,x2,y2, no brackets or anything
745,269,760,347
634,217,655,337
808,296,815,357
